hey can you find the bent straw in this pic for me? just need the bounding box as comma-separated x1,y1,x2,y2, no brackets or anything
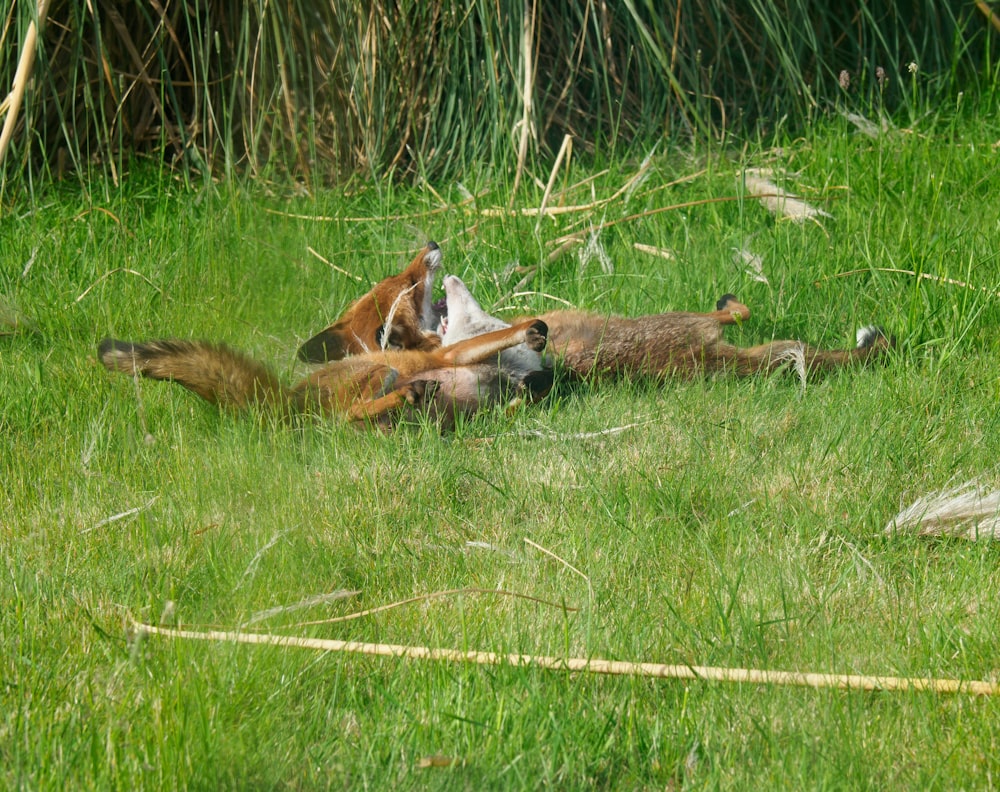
0,0,51,170
133,623,1000,697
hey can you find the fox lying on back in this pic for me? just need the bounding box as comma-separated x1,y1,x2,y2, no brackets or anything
98,319,548,429
303,246,893,382
534,296,892,381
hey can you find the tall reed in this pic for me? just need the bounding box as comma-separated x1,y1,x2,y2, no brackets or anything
0,0,991,192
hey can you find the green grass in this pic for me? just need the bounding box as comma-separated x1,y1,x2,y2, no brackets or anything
4,110,1000,789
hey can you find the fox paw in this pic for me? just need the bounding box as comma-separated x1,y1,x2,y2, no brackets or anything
856,325,895,351
403,379,440,406
525,320,549,352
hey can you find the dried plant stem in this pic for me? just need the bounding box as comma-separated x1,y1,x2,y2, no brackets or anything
0,0,51,172
524,537,594,606
294,587,579,628
509,0,537,207
306,245,363,281
535,133,572,234
819,268,1000,297
75,268,161,303
977,0,1000,34
548,193,777,247
133,623,1000,696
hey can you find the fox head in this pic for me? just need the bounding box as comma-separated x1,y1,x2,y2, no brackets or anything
440,274,552,397
298,242,443,363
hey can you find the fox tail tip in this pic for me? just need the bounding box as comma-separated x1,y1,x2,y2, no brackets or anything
97,338,140,372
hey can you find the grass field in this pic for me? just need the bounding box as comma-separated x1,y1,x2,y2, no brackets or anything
4,110,1000,788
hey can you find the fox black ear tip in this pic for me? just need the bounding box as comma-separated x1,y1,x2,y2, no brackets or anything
298,333,335,363
426,240,439,251
716,293,738,310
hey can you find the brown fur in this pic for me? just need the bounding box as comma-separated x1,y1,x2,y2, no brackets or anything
297,242,442,363
536,295,892,379
304,249,892,382
98,320,547,429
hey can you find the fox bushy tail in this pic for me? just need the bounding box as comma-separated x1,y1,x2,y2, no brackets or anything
98,339,303,416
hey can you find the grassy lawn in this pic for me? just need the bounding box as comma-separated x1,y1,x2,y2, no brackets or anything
4,114,1000,788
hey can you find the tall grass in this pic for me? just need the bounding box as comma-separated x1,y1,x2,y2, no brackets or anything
0,0,993,193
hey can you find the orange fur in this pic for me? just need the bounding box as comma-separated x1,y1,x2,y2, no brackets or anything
98,320,547,429
297,242,442,363
311,261,892,382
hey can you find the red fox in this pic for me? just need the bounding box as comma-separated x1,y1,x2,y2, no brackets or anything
98,318,548,428
300,244,892,384
438,274,554,398
533,296,892,381
297,241,442,363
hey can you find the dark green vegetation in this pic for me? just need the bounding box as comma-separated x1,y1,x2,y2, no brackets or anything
4,108,1000,786
0,0,996,189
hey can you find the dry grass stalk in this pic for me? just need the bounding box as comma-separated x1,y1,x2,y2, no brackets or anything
292,587,579,628
885,479,1000,540
81,496,159,534
509,0,538,207
524,537,593,606
976,1,1000,34
0,0,51,171
306,246,363,282
535,133,572,233
742,168,832,223
820,267,1000,299
633,243,675,261
245,590,361,626
75,268,161,303
133,622,1000,696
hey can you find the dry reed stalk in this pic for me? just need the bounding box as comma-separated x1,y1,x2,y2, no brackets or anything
0,0,51,171
535,133,572,234
306,245,363,281
133,622,1000,696
976,0,1000,34
509,0,537,207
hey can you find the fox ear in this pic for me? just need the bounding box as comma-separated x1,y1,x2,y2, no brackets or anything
298,326,349,363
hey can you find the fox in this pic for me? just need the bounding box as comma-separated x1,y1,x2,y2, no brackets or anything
297,241,442,363
438,274,554,398
305,247,893,382
531,296,893,381
98,318,548,429
295,241,893,382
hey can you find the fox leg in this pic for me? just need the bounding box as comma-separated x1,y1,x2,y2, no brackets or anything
711,294,751,325
294,360,401,415
345,380,437,423
724,326,893,378
435,320,548,366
